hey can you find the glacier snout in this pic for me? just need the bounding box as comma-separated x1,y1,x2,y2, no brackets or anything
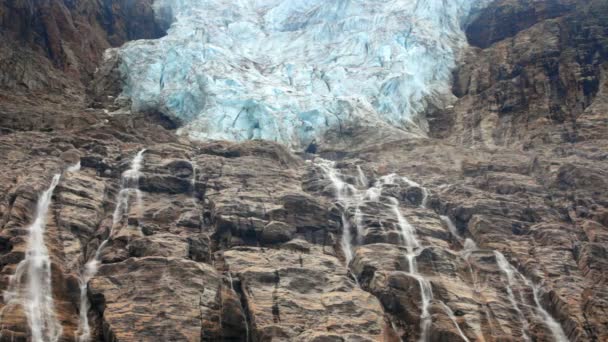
115,0,485,147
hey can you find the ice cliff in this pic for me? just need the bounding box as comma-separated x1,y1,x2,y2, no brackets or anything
115,0,487,147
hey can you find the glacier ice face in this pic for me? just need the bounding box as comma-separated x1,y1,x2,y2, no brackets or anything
116,0,487,147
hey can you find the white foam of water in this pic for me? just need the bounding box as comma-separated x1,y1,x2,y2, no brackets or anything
440,215,463,241
1,173,64,342
67,162,81,173
191,161,198,203
389,196,431,342
76,150,146,342
494,251,569,341
356,165,368,188
521,275,569,342
494,251,532,341
318,160,434,341
317,160,357,265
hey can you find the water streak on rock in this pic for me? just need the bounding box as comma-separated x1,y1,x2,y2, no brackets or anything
77,150,146,342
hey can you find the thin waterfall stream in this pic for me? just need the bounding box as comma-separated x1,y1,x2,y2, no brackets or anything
191,162,198,204
418,179,568,342
317,161,358,265
494,251,532,341
226,271,250,342
528,282,570,342
76,149,146,342
439,301,471,342
442,206,568,341
317,159,570,342
387,192,432,342
317,160,435,341
1,163,80,342
495,251,569,342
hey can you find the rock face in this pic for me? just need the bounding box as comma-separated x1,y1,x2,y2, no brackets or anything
0,0,165,99
0,0,607,342
440,0,608,148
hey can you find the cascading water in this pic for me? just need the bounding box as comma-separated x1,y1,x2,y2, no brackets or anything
437,215,568,342
2,175,62,342
412,182,568,341
318,161,435,341
321,165,567,342
191,162,198,200
528,283,569,342
317,160,402,264
440,215,464,241
439,301,471,342
76,150,146,342
389,195,432,342
356,166,368,188
66,162,81,173
317,160,358,264
461,238,480,294
494,251,532,341
1,163,79,342
226,272,250,342
494,251,569,342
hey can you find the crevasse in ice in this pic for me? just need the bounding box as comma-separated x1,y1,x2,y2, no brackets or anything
116,0,486,147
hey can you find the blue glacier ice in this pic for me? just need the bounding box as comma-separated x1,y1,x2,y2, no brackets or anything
115,0,488,147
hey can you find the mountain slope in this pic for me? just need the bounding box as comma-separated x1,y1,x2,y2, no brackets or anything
0,1,606,341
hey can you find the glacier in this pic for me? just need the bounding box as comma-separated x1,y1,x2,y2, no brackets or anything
115,0,487,147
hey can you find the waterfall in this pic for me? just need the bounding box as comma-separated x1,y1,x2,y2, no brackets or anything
115,149,146,223
494,251,568,341
339,213,355,264
190,160,203,210
440,301,471,342
494,251,531,341
520,267,570,342
461,238,480,293
191,162,197,198
356,165,368,188
2,175,62,342
1,162,79,342
420,188,430,209
76,149,146,342
318,160,390,264
317,160,359,265
226,271,250,342
440,215,464,241
388,195,432,342
317,161,568,341
318,160,434,341
433,193,567,341
66,162,81,173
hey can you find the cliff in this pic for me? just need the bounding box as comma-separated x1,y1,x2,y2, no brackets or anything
0,1,606,341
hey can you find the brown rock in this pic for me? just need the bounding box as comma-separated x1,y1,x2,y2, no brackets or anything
89,257,222,341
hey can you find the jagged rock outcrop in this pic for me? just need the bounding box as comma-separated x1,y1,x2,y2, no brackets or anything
438,0,608,148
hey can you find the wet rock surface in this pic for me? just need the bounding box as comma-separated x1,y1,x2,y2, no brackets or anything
0,0,607,341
